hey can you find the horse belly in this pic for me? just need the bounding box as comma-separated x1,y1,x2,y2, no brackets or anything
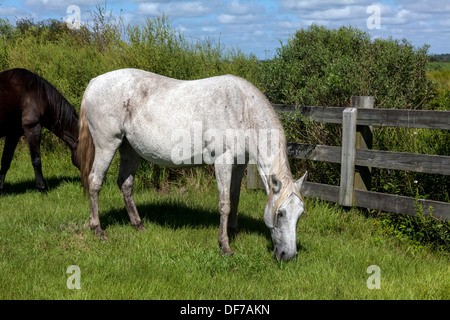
124,125,192,167
124,116,226,168
0,104,22,137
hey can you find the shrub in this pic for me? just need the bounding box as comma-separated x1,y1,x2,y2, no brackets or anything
257,24,448,201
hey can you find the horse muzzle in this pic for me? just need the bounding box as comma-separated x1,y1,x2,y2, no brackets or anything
273,246,297,261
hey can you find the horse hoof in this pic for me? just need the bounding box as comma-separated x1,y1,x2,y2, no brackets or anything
38,187,47,194
94,228,108,240
134,224,145,232
220,247,234,257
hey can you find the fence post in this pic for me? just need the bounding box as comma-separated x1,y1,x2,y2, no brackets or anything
247,163,265,189
351,96,374,193
339,108,358,206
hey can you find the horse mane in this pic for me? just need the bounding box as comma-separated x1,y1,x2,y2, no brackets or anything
268,137,303,219
8,68,78,135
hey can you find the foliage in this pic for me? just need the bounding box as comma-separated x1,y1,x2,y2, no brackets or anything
0,7,258,189
373,211,450,252
430,54,450,62
258,25,435,110
0,146,449,299
0,11,448,253
0,12,258,113
257,24,448,202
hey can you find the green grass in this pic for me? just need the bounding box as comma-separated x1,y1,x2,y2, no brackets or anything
0,142,449,299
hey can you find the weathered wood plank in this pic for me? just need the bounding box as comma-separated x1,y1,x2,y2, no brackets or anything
300,181,340,203
272,104,450,129
300,181,449,221
339,108,358,207
354,189,450,221
357,108,450,129
272,105,343,124
356,149,450,175
352,96,374,192
286,143,341,163
287,143,450,175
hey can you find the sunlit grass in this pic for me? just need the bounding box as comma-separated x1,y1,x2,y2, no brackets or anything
0,143,448,299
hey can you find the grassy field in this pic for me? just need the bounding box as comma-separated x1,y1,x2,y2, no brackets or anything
428,62,450,93
0,142,448,300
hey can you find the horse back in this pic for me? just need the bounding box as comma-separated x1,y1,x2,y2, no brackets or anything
83,69,274,166
1,69,53,134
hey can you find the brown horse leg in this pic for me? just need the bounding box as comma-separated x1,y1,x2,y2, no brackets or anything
228,164,246,236
117,137,143,231
23,125,46,192
0,135,20,195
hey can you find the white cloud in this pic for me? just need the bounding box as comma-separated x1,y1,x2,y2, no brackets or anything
281,0,371,11
23,0,104,11
166,1,211,17
138,3,160,15
2,0,449,58
202,26,217,32
216,13,259,24
396,0,450,14
138,1,213,18
0,6,21,17
226,0,264,15
306,5,366,20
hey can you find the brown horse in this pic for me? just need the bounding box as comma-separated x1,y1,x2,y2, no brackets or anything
0,68,79,194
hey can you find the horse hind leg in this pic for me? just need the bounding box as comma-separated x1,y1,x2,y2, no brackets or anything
88,138,122,239
117,137,144,231
23,124,46,193
0,135,20,195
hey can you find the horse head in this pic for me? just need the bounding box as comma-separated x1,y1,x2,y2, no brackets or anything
264,171,308,261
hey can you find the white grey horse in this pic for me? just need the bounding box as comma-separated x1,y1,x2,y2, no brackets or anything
78,68,307,261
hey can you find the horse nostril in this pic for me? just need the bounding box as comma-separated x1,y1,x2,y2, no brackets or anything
280,251,286,258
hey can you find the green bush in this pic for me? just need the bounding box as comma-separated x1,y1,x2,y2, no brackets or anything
0,13,448,251
258,24,435,109
257,24,448,199
0,7,259,189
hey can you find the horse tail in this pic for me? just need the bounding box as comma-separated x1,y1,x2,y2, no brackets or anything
77,93,95,195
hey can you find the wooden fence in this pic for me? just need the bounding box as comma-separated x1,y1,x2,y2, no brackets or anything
247,96,450,221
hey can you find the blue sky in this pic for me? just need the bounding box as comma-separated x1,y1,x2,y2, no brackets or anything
1,0,449,59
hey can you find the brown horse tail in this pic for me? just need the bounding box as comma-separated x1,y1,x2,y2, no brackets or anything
77,93,95,195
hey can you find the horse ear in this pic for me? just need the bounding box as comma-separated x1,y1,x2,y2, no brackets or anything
295,171,308,191
271,174,282,194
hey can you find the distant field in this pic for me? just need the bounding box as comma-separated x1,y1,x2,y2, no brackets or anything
428,62,450,91
0,143,448,300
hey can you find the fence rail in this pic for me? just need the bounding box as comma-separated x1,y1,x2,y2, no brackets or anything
272,104,450,129
248,96,450,221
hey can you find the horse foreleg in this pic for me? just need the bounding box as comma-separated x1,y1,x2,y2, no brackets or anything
0,135,20,195
117,138,143,231
23,125,46,193
215,156,234,256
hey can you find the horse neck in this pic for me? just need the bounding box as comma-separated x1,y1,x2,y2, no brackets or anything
46,100,79,151
255,144,292,195
249,110,289,195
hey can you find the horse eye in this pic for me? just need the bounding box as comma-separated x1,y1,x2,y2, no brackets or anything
277,211,283,219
